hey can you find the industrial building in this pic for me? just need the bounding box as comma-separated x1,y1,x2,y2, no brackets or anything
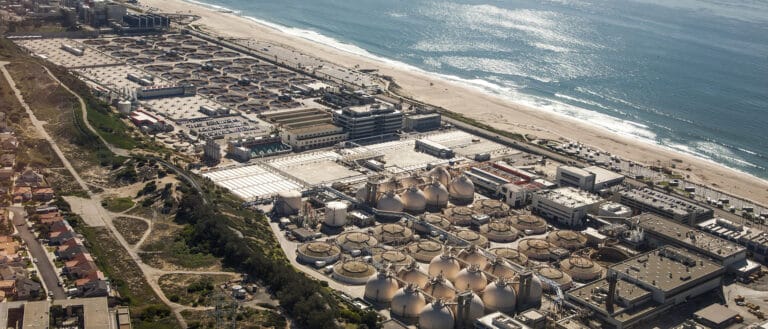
281,124,348,151
697,217,768,263
629,214,758,276
556,166,595,191
556,166,624,192
226,136,291,161
404,112,441,132
129,110,170,133
531,187,604,228
0,297,120,329
333,103,403,140
619,188,714,224
567,247,725,329
136,84,196,99
203,139,221,163
415,139,454,159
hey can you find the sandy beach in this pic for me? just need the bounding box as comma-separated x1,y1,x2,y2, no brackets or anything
142,0,768,205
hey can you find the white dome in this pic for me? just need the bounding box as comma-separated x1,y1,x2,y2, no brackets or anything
482,279,517,314
419,300,455,329
397,262,429,287
423,181,449,209
458,245,489,268
429,253,461,281
428,166,452,186
391,284,427,319
400,186,427,214
453,265,488,293
423,274,456,300
453,292,485,326
514,273,543,308
377,191,404,213
484,258,516,280
364,270,400,303
448,175,475,203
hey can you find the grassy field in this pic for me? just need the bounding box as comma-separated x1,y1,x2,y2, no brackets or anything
181,308,287,329
102,197,136,212
159,273,234,307
113,216,149,245
140,222,221,271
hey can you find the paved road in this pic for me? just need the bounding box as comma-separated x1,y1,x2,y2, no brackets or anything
9,207,67,300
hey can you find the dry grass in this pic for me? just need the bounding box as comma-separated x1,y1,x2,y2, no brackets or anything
158,273,235,307
113,216,149,245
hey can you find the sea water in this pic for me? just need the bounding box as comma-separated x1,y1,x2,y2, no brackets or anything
189,0,768,179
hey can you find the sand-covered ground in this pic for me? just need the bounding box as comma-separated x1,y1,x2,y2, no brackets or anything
142,0,768,205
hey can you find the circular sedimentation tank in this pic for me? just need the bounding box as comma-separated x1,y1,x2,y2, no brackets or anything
547,230,588,251
448,175,475,204
443,207,475,226
332,260,376,285
364,269,400,303
482,279,517,314
559,256,604,282
535,266,573,291
508,214,548,234
406,240,444,263
458,244,489,268
336,231,378,252
428,253,461,281
472,199,510,218
373,250,414,268
423,275,456,300
391,284,427,321
454,229,489,248
517,239,555,261
489,247,529,266
374,223,414,245
296,241,340,264
453,265,488,293
480,221,519,243
414,214,451,235
397,262,429,287
484,258,516,280
419,299,455,329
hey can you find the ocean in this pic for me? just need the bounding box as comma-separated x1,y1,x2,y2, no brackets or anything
188,0,768,179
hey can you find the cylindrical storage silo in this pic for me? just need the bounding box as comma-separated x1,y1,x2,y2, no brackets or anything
275,190,302,216
324,201,348,227
418,299,455,329
117,100,132,114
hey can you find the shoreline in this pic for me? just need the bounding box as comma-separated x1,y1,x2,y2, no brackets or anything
142,0,768,205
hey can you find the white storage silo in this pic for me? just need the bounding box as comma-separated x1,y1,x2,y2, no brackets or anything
324,201,348,227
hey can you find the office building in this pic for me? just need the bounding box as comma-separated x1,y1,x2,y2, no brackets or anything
532,187,603,228
404,113,441,132
556,166,595,191
333,103,403,140
697,217,768,263
619,188,714,224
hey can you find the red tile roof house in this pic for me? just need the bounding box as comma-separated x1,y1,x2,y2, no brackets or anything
32,187,54,201
12,186,32,203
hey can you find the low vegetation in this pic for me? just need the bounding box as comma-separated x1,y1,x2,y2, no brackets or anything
140,221,220,271
181,308,287,329
159,274,233,307
102,197,135,213
113,216,149,245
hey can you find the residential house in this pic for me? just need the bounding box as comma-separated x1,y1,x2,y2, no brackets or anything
0,265,27,280
12,186,32,203
79,280,109,298
14,278,41,300
16,169,44,187
56,244,87,260
49,230,76,246
0,280,16,297
0,167,13,181
32,187,54,202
